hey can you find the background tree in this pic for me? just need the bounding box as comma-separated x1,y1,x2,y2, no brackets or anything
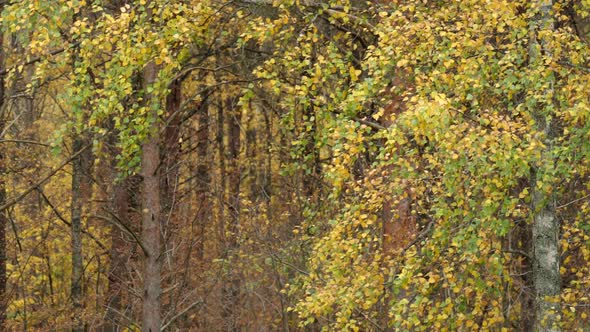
1,0,590,331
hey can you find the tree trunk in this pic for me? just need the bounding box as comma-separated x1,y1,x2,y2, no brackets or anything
104,177,130,330
0,22,7,327
515,221,534,331
530,1,561,330
220,96,241,332
70,5,95,329
228,99,241,332
162,80,181,213
70,138,84,331
195,103,210,262
217,92,227,247
71,135,93,332
0,157,6,332
141,61,162,332
532,184,561,331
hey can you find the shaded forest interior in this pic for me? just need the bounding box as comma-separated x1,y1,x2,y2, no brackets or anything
1,0,590,331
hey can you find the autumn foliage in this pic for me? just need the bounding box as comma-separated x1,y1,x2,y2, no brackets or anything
0,0,589,331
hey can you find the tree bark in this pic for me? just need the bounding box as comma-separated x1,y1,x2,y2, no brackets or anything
104,177,130,330
530,1,561,330
69,5,96,329
217,92,227,247
162,80,181,213
0,157,6,332
532,182,560,331
195,102,210,262
515,221,534,331
0,19,7,328
141,61,162,332
228,99,242,332
71,134,93,332
220,96,241,332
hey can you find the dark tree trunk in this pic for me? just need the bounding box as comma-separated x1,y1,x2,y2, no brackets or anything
0,16,7,329
70,5,96,330
195,103,210,262
220,96,242,332
217,93,226,247
162,80,181,213
0,163,6,331
70,138,84,331
228,99,241,332
516,220,534,331
103,177,131,331
71,135,93,332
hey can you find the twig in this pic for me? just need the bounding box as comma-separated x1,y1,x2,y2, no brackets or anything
0,42,80,76
400,219,434,256
557,192,590,209
102,305,139,329
0,142,92,211
95,209,149,257
504,249,531,260
270,253,310,276
36,188,107,251
0,139,50,147
356,117,386,131
161,299,203,331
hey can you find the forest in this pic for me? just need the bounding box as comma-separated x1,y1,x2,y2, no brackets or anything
1,0,590,331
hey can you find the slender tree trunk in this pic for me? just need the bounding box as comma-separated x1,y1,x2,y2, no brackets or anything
103,97,135,331
0,164,6,332
262,106,272,202
216,91,231,329
104,177,130,330
185,94,210,331
71,135,93,332
227,99,241,332
245,105,257,198
141,61,162,332
196,103,210,262
301,106,319,201
69,5,96,329
159,80,182,329
220,96,242,332
532,175,561,332
217,93,226,246
70,137,84,331
162,80,181,213
530,1,561,330
0,23,7,327
532,171,561,331
516,221,534,331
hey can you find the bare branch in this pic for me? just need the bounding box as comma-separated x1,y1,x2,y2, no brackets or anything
161,299,203,331
0,142,92,211
0,139,50,147
36,188,107,251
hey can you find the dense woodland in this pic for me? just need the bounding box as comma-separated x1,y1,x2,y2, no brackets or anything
1,0,590,331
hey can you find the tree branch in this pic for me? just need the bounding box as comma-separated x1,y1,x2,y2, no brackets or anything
36,188,107,251
161,299,203,331
0,42,80,76
0,139,50,147
0,142,92,211
95,209,149,257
